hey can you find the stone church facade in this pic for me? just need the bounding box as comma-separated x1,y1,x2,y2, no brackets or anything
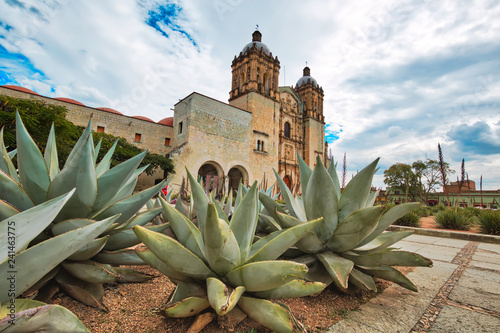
0,30,327,194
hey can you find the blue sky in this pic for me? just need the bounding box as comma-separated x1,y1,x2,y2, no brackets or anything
1,0,499,190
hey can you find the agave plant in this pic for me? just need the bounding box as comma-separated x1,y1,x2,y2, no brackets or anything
0,113,169,308
259,154,432,293
133,169,325,332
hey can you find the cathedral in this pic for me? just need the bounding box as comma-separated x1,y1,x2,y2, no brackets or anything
0,30,327,194
168,30,327,194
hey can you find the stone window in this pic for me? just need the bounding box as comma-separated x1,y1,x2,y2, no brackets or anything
134,133,142,142
179,121,183,134
257,140,261,151
164,137,171,146
261,141,265,151
97,126,105,133
284,122,291,138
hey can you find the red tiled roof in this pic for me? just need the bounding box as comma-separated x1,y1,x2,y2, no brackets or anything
1,85,40,95
54,97,86,106
132,115,155,123
96,107,123,115
158,117,173,126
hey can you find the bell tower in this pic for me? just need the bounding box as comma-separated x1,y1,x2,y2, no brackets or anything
294,66,325,166
229,30,280,102
229,30,281,184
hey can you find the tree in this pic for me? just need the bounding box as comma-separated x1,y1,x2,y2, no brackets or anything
383,163,417,202
0,95,174,176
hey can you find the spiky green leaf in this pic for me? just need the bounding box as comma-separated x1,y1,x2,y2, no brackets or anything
207,277,245,316
317,251,354,290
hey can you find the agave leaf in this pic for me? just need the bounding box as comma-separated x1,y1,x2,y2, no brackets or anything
327,206,383,253
353,230,414,254
304,260,334,286
0,216,115,303
164,297,210,318
55,270,107,310
22,267,60,297
0,190,75,262
52,216,119,236
253,279,326,299
207,277,245,316
95,140,118,177
225,260,307,292
247,218,323,262
224,193,233,217
258,191,287,221
342,251,433,267
160,196,205,259
229,181,259,261
204,204,240,276
93,138,102,164
212,198,229,223
117,207,163,230
135,248,190,282
358,266,418,292
238,296,294,333
0,170,34,211
297,153,313,199
349,268,377,292
44,123,60,180
7,149,17,159
234,182,244,211
93,249,145,265
50,136,98,220
104,224,168,251
65,120,91,167
0,127,19,182
112,165,149,204
304,156,339,243
317,251,354,290
338,158,379,221
0,299,90,332
274,211,325,253
133,225,216,280
113,267,154,283
62,261,118,284
258,213,281,232
68,236,109,260
0,200,20,221
15,112,51,204
174,195,188,218
357,203,420,247
366,190,379,207
93,151,147,212
93,180,166,226
327,157,341,198
0,298,44,319
273,169,307,221
187,168,210,234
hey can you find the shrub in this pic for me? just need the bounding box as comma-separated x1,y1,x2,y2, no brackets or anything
413,206,432,217
478,210,500,235
434,209,471,230
394,212,421,227
430,204,447,214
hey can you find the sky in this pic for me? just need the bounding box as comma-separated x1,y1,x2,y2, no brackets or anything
1,0,499,190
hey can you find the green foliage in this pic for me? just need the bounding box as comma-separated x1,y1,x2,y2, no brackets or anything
265,154,432,295
0,95,174,176
430,204,447,214
477,210,500,235
433,209,471,230
394,212,421,227
413,205,432,217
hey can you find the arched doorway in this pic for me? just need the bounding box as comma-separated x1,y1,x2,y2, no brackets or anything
198,162,223,194
228,165,249,197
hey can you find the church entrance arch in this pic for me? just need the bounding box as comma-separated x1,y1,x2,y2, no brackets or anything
198,162,223,194
228,165,249,197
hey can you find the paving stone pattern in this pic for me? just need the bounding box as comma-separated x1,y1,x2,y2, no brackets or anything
328,234,500,333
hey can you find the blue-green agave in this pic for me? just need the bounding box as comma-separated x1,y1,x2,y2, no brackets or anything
259,154,433,293
0,113,169,310
133,169,324,333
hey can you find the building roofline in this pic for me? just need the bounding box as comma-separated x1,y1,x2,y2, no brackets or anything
175,91,252,114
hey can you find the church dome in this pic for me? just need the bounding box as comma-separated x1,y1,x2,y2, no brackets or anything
241,30,271,56
296,66,319,88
